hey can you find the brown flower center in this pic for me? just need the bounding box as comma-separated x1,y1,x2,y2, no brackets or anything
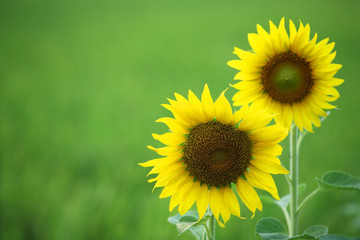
183,121,252,187
261,51,313,103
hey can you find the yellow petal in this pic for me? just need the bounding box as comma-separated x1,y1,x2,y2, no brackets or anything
218,188,231,224
305,106,321,128
139,158,161,168
297,103,314,133
214,90,233,124
256,24,271,41
222,186,241,218
292,103,304,131
232,47,266,66
249,125,288,144
147,145,183,156
305,95,328,117
248,33,274,60
236,177,262,217
278,17,289,49
152,132,186,145
257,23,270,35
163,101,196,127
170,95,198,124
227,60,261,73
156,117,189,135
312,70,338,81
209,187,220,220
178,180,199,215
269,20,283,52
174,92,188,103
312,90,338,105
238,109,273,132
233,71,261,81
169,192,181,212
306,38,330,61
311,51,336,68
146,154,183,176
161,103,192,128
201,84,215,122
315,99,336,110
230,104,249,126
140,152,182,168
279,103,293,130
159,172,189,199
232,87,262,106
170,176,193,212
312,63,342,74
245,165,280,200
148,177,157,183
252,152,281,164
316,77,344,87
293,24,310,54
291,21,304,49
289,19,297,45
231,80,261,91
311,41,335,61
252,143,283,156
250,159,289,174
152,164,185,190
300,33,318,58
188,89,208,123
196,183,210,220
209,187,225,227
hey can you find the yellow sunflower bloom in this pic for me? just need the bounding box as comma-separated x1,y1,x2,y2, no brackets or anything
227,18,343,132
140,84,288,227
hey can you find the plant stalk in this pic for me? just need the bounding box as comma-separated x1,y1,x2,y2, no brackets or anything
297,188,320,214
207,214,215,240
289,125,299,237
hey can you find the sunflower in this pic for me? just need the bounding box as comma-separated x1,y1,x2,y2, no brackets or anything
227,18,343,132
140,84,288,227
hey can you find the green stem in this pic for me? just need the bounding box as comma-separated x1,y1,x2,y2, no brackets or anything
280,205,292,235
296,131,307,151
204,224,212,240
297,188,320,214
285,172,291,187
289,125,299,237
295,128,301,234
292,111,328,216
207,211,215,240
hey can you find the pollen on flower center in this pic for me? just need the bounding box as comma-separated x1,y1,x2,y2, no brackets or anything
209,149,229,165
261,51,313,103
183,121,252,187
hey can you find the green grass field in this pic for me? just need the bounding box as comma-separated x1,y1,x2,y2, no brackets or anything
1,0,360,239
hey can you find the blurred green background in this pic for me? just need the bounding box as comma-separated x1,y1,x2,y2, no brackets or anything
1,0,360,239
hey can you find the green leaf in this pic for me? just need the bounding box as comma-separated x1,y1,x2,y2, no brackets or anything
289,225,328,240
304,225,328,238
276,194,291,209
256,217,288,240
168,211,208,239
187,225,207,240
316,171,360,190
298,183,307,195
288,237,314,240
168,213,182,225
168,210,199,225
260,194,291,210
321,234,360,240
177,215,199,235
